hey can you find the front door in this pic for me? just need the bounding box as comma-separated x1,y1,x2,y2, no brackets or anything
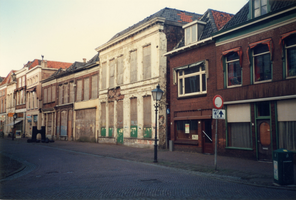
257,120,272,161
202,120,213,154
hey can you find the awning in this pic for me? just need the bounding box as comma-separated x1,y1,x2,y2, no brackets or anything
247,38,273,65
6,118,23,126
221,46,243,70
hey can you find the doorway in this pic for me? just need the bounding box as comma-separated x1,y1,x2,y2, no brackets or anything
257,120,272,161
202,120,213,154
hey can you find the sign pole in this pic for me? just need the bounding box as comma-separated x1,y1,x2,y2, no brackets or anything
214,118,217,171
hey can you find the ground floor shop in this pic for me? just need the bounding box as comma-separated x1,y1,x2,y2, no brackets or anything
25,111,39,137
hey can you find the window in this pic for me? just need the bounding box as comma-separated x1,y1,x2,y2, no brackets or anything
44,88,48,104
91,75,98,99
254,0,267,18
176,120,198,140
109,101,114,137
101,62,107,89
143,96,152,138
117,56,124,85
48,86,52,103
69,82,74,103
64,83,68,104
109,59,115,88
84,78,89,101
185,24,197,45
22,76,25,87
277,99,296,151
177,62,207,97
253,44,271,83
52,85,56,102
130,50,137,82
101,102,106,137
285,36,296,77
227,104,252,149
143,45,151,80
117,101,123,128
226,52,241,87
59,85,63,104
76,80,82,102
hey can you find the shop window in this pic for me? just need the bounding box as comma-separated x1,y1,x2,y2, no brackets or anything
226,104,252,149
225,52,242,87
177,61,207,97
130,50,137,83
253,44,271,83
285,36,296,78
176,120,198,140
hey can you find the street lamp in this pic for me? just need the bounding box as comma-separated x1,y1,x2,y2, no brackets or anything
151,84,164,163
12,113,17,141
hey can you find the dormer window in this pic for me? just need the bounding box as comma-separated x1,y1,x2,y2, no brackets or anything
183,20,206,46
254,0,267,17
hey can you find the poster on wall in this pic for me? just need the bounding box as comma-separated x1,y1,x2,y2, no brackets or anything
185,123,190,134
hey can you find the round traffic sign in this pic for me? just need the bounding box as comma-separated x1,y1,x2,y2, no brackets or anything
213,95,224,109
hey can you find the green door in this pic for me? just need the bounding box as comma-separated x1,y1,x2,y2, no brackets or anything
117,128,123,144
101,127,106,137
130,126,137,138
108,127,113,137
143,127,152,138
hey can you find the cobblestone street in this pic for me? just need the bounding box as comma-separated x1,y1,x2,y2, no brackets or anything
1,139,296,199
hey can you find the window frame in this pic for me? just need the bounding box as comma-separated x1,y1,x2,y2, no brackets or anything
285,37,296,78
254,0,268,18
225,52,242,88
252,44,272,84
184,23,198,46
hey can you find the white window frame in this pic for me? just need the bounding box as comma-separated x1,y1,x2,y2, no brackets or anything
184,24,197,46
254,0,268,18
285,38,296,78
253,45,271,84
226,53,242,88
177,61,207,97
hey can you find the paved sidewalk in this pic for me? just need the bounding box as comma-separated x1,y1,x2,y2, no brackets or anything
1,138,296,190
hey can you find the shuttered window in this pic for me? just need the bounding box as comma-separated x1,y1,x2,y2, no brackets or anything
44,88,48,104
143,45,151,79
63,84,68,104
143,96,151,127
91,75,97,99
101,102,106,127
59,85,63,104
52,85,56,102
117,56,124,85
109,102,114,127
130,98,137,126
84,78,89,101
109,59,115,88
48,86,52,103
117,100,123,128
69,82,74,103
130,50,137,82
101,62,107,89
76,80,82,102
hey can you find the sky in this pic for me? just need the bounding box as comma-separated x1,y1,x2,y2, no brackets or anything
0,0,248,77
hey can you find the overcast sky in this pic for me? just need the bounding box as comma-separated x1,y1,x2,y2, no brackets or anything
0,0,248,77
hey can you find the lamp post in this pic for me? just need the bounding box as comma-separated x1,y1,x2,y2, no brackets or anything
12,113,17,141
151,84,164,163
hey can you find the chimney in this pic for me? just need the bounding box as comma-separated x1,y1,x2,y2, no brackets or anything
83,58,86,63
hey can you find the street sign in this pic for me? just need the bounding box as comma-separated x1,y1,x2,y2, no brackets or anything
212,109,225,119
213,95,224,109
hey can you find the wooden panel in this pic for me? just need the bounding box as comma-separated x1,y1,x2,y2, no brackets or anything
84,78,89,101
259,122,271,146
75,108,96,141
117,56,123,85
61,110,67,136
47,113,52,135
44,88,47,104
117,100,123,128
101,63,107,89
91,75,97,99
109,59,115,88
76,80,82,101
143,45,151,79
130,98,137,125
130,50,137,82
69,82,74,103
101,102,106,127
64,84,68,104
59,85,63,104
52,85,56,102
48,86,51,103
68,109,72,138
143,96,151,127
109,101,114,127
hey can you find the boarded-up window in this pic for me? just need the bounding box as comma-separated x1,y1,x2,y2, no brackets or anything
130,98,137,126
101,102,106,127
109,101,114,127
143,45,151,79
52,85,56,102
69,82,74,103
101,62,107,89
44,88,47,104
130,50,137,82
91,75,98,99
117,56,124,85
64,84,68,104
143,96,151,127
84,78,89,101
48,86,51,103
76,80,82,102
109,59,115,88
59,85,63,104
117,100,123,128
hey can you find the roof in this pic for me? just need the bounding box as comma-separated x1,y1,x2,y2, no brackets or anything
172,9,233,49
107,7,202,43
25,59,72,70
0,70,17,86
221,0,296,31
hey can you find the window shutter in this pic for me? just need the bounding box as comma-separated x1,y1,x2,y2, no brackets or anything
227,104,250,122
64,84,68,104
130,50,137,82
109,101,114,127
117,56,124,85
101,102,106,127
76,80,82,101
101,63,107,89
130,98,137,126
91,75,97,99
84,78,89,101
109,60,115,88
52,85,56,102
143,45,151,79
69,82,74,102
117,100,123,128
143,96,151,127
44,88,47,104
48,86,51,103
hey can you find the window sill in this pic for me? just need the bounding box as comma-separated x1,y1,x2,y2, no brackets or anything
225,147,253,151
177,93,207,100
227,85,242,89
254,79,272,84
